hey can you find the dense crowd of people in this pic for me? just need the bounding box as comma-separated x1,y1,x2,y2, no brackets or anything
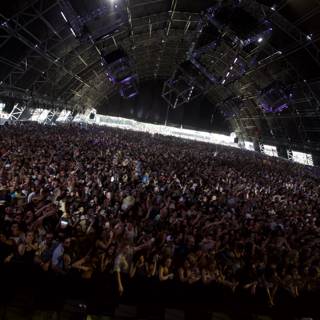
0,122,319,307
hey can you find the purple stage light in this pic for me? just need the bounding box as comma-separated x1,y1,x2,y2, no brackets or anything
274,103,289,113
258,88,292,113
120,75,136,85
260,102,289,113
258,83,290,113
127,92,138,99
120,80,139,99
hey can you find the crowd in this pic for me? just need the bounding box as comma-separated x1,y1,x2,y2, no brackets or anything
0,122,319,307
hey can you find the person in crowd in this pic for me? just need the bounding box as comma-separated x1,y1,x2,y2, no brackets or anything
51,237,72,274
159,257,174,282
0,122,319,307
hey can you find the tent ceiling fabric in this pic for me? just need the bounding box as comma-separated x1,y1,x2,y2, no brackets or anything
0,0,320,151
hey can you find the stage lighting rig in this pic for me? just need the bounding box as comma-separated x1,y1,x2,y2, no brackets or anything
120,76,139,99
189,2,272,86
162,61,210,109
218,95,245,118
101,48,139,99
102,48,131,83
163,1,273,109
204,3,272,52
257,81,291,113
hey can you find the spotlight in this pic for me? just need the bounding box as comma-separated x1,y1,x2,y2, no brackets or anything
271,5,276,11
257,37,264,43
61,11,68,22
70,28,76,37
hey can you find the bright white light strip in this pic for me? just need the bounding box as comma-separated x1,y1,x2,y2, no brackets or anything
30,108,45,122
71,114,317,167
56,110,71,122
292,151,314,166
70,28,76,37
263,144,278,157
77,115,237,147
258,37,263,43
61,11,68,22
38,109,50,123
244,141,254,151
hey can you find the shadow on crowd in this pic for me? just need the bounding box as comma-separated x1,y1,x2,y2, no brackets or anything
0,263,319,320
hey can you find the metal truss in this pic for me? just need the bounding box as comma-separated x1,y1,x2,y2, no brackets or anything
0,87,80,111
162,59,212,109
287,149,293,161
66,112,74,123
151,1,195,79
0,0,60,50
0,0,100,108
0,0,319,153
162,2,274,109
244,0,320,68
237,58,320,143
1,3,199,109
162,79,197,109
43,110,57,125
219,36,320,145
259,141,265,153
60,0,128,42
8,104,26,121
228,2,320,147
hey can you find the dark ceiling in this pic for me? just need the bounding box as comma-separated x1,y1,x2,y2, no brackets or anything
0,0,320,153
